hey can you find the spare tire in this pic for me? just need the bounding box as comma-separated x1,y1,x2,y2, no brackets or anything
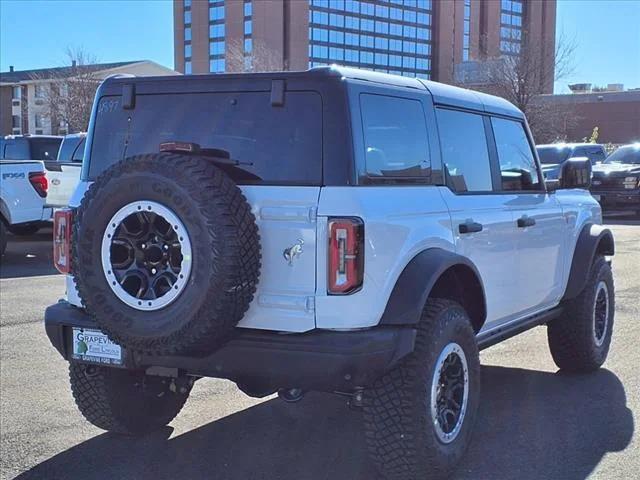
73,153,261,356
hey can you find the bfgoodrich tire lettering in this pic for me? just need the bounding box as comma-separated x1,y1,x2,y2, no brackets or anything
73,153,261,356
547,255,614,372
363,299,480,480
69,362,191,435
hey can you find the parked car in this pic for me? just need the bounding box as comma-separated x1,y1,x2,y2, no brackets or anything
536,142,607,180
591,143,640,216
46,133,85,208
0,160,51,256
45,67,615,480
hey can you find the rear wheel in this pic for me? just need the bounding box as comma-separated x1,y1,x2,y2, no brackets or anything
363,299,480,480
547,255,614,372
69,362,192,435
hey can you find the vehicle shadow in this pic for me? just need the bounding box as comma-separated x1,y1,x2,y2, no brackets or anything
14,366,633,480
0,227,58,279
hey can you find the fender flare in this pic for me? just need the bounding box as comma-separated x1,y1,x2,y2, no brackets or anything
563,223,615,300
379,248,486,328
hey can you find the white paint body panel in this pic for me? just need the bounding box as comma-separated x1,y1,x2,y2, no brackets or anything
64,180,600,333
0,161,52,225
45,163,82,208
316,186,455,329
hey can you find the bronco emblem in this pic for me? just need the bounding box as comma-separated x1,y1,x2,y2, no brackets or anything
283,238,304,266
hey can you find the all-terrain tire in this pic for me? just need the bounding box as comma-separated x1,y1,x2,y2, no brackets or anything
69,362,191,435
363,299,481,480
8,224,40,236
73,153,261,356
547,255,614,372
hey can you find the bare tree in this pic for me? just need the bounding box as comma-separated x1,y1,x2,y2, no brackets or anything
462,32,578,143
226,39,283,73
31,47,102,133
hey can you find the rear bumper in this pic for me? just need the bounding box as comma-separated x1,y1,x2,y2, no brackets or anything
45,301,416,393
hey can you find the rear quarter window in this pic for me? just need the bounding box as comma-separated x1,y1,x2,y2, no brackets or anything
359,93,430,180
89,91,323,185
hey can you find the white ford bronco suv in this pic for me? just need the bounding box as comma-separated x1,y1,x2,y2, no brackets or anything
45,67,615,480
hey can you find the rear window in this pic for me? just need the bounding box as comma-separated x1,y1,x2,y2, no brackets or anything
29,138,61,160
89,91,322,184
536,146,572,165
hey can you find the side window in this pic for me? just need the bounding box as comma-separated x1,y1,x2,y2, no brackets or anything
360,94,430,179
491,117,542,191
72,138,86,162
3,142,20,160
436,108,493,192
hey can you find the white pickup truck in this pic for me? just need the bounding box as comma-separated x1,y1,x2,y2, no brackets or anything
0,161,52,257
45,133,85,208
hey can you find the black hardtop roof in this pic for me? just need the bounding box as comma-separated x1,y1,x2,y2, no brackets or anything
101,65,524,119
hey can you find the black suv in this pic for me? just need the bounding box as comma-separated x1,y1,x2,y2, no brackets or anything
591,144,640,216
536,143,607,180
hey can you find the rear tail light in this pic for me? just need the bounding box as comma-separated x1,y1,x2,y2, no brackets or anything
28,171,48,198
328,217,364,295
53,209,73,274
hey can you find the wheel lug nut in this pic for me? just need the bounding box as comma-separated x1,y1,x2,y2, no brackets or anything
163,244,169,250
141,243,146,249
151,268,157,274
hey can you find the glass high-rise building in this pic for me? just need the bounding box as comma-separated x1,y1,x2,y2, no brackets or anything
174,0,556,92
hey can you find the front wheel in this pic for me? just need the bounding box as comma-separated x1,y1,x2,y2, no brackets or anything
547,255,614,372
69,363,192,435
363,299,480,480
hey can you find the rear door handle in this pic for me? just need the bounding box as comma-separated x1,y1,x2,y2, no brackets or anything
517,216,536,228
459,221,483,234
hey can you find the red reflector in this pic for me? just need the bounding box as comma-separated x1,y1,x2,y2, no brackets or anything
53,209,73,274
29,171,48,198
328,217,364,295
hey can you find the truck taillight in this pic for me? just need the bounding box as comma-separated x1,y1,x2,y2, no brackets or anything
29,171,48,198
53,209,73,274
328,217,364,295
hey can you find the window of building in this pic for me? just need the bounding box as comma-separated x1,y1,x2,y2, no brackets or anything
210,24,225,38
12,86,21,100
210,41,224,56
308,0,432,78
184,10,191,24
463,0,471,61
185,44,192,58
34,84,45,99
35,113,44,129
436,108,493,193
185,27,191,41
209,6,224,21
491,117,542,191
500,0,524,56
360,94,430,178
185,61,192,74
184,0,191,7
210,58,225,73
12,115,20,129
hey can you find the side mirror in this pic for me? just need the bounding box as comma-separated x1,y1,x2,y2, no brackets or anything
547,157,592,191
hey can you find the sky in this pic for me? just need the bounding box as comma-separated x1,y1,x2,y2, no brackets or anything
0,0,639,93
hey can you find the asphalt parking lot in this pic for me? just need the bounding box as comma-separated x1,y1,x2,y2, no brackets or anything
1,218,638,480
